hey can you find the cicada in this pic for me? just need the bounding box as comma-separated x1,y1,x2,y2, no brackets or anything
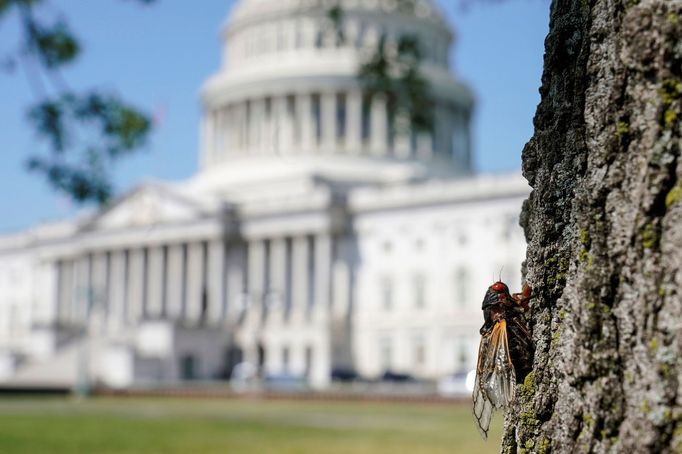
472,281,533,439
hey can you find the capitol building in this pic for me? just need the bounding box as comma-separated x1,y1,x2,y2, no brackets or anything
0,0,528,390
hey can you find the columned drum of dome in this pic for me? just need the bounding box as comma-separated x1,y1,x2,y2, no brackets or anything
199,0,474,180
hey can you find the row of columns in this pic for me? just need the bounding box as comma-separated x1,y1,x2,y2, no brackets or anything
202,91,460,166
228,16,449,68
241,234,332,324
54,233,336,332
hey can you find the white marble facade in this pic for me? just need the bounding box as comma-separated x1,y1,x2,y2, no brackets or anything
0,0,528,389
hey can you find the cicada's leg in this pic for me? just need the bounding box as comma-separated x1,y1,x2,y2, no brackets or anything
512,284,532,312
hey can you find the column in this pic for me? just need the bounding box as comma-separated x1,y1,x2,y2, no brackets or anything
73,255,91,324
370,94,388,156
146,246,164,319
219,107,229,160
310,336,331,389
272,96,287,156
301,17,316,48
202,110,215,167
236,103,247,154
247,240,266,316
442,106,454,158
321,91,336,153
165,244,184,320
284,19,296,51
126,248,145,324
207,239,225,324
416,131,433,160
332,259,350,319
464,110,473,170
91,253,108,320
34,261,58,327
394,111,412,159
227,106,237,156
283,96,295,151
185,242,205,323
298,93,314,153
250,99,265,154
434,102,449,159
313,233,332,318
345,90,362,153
363,24,379,50
268,238,287,317
291,236,309,321
344,19,359,48
262,98,272,155
108,250,126,332
58,260,74,324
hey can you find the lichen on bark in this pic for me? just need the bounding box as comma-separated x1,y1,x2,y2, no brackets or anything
504,0,682,453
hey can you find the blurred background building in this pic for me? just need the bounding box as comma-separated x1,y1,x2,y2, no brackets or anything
0,0,527,391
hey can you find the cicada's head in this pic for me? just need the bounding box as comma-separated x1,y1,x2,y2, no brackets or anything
489,281,509,294
482,281,509,309
481,281,514,309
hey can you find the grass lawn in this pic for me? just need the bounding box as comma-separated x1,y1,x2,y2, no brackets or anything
0,396,503,453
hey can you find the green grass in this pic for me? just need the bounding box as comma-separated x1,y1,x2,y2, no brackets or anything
0,396,503,453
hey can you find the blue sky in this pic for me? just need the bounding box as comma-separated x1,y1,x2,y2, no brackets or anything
0,0,550,232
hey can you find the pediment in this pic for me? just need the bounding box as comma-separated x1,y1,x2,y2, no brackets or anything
82,184,212,232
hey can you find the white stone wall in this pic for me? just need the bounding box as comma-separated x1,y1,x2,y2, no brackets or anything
351,189,527,379
0,251,37,355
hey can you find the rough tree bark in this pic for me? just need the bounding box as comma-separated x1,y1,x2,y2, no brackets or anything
502,0,682,453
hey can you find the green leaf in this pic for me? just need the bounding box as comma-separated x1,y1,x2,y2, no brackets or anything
27,157,112,204
26,91,152,205
32,21,80,68
0,0,10,17
358,32,433,133
28,100,69,152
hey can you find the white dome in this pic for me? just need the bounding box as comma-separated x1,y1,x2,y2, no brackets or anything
230,0,448,27
196,0,473,185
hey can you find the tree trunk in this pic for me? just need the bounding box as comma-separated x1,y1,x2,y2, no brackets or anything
503,0,682,452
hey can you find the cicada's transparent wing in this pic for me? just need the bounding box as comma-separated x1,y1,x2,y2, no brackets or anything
472,320,517,439
473,334,494,439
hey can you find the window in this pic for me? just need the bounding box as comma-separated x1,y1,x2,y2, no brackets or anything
413,335,426,367
457,339,469,372
282,346,290,373
381,277,393,310
379,337,392,372
455,267,469,307
180,354,197,380
414,274,426,309
304,346,313,378
503,214,518,241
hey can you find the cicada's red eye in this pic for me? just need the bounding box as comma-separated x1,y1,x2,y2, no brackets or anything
491,282,506,292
